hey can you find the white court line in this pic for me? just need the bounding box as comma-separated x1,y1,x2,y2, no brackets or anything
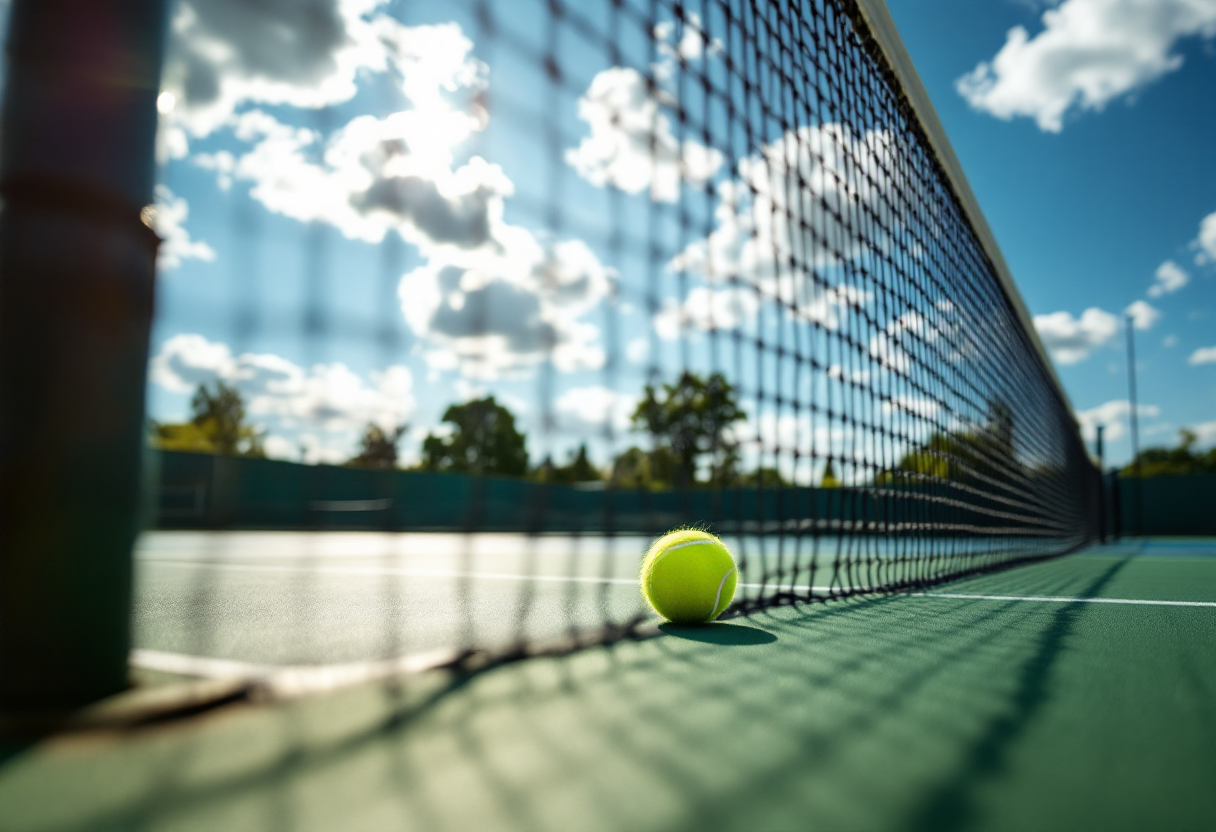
131,647,460,696
131,591,1214,686
142,559,841,592
131,649,280,680
141,560,1216,608
144,559,640,585
915,592,1216,608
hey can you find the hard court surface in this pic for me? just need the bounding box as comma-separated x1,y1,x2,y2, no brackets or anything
1,537,1214,832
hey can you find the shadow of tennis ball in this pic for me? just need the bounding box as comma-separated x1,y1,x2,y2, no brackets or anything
658,622,777,646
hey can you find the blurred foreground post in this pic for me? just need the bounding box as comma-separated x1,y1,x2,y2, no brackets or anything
0,0,166,709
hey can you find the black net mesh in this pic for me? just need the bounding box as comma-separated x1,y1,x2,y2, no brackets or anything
140,0,1100,678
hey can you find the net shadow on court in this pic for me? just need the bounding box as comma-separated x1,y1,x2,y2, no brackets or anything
11,548,1213,832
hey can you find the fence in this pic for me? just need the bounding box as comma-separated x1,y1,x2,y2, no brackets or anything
148,450,1086,537
1115,473,1216,537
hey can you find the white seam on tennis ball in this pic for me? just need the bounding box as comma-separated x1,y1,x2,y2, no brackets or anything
659,539,720,555
644,539,719,574
710,565,736,619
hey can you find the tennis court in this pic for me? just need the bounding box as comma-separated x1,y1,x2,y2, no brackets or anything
129,530,1083,670
2,0,1214,829
2,536,1214,831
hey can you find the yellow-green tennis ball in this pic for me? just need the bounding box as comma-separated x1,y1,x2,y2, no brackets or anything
641,529,737,624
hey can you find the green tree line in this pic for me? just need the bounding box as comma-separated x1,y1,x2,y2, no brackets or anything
872,401,1019,487
151,372,806,489
156,375,1201,489
151,381,266,457
1119,429,1216,477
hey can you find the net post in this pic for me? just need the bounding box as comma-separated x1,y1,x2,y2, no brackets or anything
0,0,167,710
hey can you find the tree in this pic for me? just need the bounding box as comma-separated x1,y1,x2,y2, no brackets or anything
190,381,265,456
535,444,602,484
874,432,955,485
610,445,682,489
150,421,214,454
819,460,841,488
347,424,406,469
610,446,653,489
151,381,265,457
735,466,788,487
874,398,1020,486
1121,429,1216,477
420,396,528,477
629,371,744,487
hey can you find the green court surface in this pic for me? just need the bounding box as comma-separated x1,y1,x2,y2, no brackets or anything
2,539,1215,832
127,531,1082,669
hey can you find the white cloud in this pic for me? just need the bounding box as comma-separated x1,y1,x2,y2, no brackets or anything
1075,399,1161,443
171,13,622,384
162,1,486,147
566,67,723,202
673,124,901,284
869,304,968,376
1033,307,1119,364
163,0,361,140
250,362,414,432
870,311,924,374
827,365,871,384
157,118,189,163
957,0,1216,132
225,104,503,248
1190,345,1216,365
650,282,866,347
1163,334,1178,347
727,412,810,484
726,412,882,486
152,186,216,271
151,334,236,391
171,15,496,250
883,396,941,420
151,334,414,453
667,123,893,341
450,378,489,404
566,14,725,201
553,386,638,435
1124,299,1161,330
1190,419,1216,445
1147,260,1189,297
193,151,236,190
399,237,612,379
177,19,614,383
653,287,760,339
1141,422,1177,438
626,336,650,365
653,12,721,65
263,435,300,461
1195,211,1216,265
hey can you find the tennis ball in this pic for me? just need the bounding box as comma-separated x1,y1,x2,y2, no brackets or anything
641,529,738,624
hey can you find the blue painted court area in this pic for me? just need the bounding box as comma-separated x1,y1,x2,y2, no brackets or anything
1,538,1214,832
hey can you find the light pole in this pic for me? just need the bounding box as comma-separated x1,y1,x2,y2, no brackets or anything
1125,314,1142,537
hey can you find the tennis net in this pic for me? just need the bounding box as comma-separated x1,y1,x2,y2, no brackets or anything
64,0,1104,686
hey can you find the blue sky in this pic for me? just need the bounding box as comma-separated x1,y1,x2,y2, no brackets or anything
147,0,1216,472
8,0,1211,474
145,0,759,472
887,0,1216,464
